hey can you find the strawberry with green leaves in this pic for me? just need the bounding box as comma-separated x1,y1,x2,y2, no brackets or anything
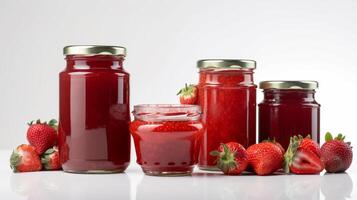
321,132,353,173
210,142,248,175
177,84,198,105
27,119,58,155
10,144,42,173
41,147,61,170
284,135,324,174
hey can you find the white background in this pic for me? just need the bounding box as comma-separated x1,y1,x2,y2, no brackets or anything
1,0,357,153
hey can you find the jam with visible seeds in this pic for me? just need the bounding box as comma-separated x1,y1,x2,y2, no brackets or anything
197,60,256,170
130,104,203,176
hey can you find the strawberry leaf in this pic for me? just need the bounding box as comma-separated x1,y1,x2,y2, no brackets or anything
325,132,333,142
210,150,221,156
10,150,21,172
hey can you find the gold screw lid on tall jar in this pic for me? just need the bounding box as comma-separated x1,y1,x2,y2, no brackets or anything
63,45,126,56
197,59,256,69
259,81,318,90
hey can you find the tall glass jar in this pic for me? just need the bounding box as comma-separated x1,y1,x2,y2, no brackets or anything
258,81,320,149
58,45,131,173
197,59,257,170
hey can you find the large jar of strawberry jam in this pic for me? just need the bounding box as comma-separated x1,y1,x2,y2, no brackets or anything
130,104,203,176
197,59,256,170
59,45,130,173
259,81,320,149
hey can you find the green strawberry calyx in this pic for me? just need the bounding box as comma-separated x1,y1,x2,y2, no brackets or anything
210,143,237,173
325,132,351,146
41,147,57,170
10,150,21,172
177,83,197,97
27,119,58,130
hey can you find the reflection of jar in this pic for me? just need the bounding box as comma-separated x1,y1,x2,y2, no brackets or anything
130,104,203,176
58,45,131,173
197,59,257,170
258,81,320,149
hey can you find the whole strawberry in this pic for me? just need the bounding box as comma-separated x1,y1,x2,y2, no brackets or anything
247,142,283,175
284,135,323,174
10,144,42,172
27,119,57,155
210,142,248,175
321,132,353,173
177,84,198,105
41,147,61,170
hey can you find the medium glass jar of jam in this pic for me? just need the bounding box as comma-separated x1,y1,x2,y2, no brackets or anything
197,59,257,170
58,45,131,173
130,104,203,176
258,81,320,149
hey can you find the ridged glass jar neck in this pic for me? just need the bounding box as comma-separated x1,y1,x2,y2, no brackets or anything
263,89,316,102
198,68,255,86
133,104,201,122
65,55,124,70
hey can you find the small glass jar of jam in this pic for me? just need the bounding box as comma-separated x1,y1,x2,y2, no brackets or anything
258,81,320,149
197,59,257,170
58,45,131,173
130,104,203,176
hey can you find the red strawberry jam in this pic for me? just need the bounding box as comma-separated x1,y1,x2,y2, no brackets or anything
197,59,257,170
130,104,203,176
258,81,320,149
59,46,131,173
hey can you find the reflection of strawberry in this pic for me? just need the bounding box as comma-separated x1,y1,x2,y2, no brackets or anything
247,142,283,175
41,147,61,170
177,84,198,105
284,136,323,174
210,142,248,175
321,132,353,173
27,119,57,155
10,144,42,172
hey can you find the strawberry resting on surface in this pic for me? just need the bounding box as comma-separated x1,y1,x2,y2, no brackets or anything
177,84,198,105
41,147,61,170
321,132,353,173
247,142,283,175
10,144,42,173
210,142,248,175
26,119,58,155
284,135,324,174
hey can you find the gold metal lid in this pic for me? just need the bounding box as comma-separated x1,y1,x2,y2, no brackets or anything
197,59,256,69
259,81,318,90
63,45,126,56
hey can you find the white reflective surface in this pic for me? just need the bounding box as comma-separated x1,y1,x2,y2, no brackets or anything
1,150,356,200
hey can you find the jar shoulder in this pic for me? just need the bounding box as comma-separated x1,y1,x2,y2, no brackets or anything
258,100,320,107
60,68,130,77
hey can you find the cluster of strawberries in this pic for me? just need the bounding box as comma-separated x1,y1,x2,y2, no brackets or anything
211,133,353,175
10,119,61,173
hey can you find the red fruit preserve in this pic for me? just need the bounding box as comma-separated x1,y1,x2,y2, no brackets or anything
130,104,203,176
259,81,320,149
58,45,130,173
197,59,256,170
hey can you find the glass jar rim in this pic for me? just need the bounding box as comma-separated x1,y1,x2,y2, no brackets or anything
133,104,201,121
